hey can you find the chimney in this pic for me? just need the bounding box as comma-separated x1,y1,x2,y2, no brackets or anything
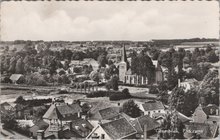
81,115,86,120
68,121,73,131
178,79,181,87
77,112,81,118
98,120,102,125
82,123,86,128
75,125,80,130
37,130,44,140
143,124,147,140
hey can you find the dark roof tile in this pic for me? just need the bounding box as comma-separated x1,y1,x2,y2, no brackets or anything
142,101,165,111
101,118,137,139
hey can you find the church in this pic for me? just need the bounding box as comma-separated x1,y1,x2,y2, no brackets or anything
118,46,164,85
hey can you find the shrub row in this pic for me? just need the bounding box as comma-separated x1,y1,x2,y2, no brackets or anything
86,89,131,101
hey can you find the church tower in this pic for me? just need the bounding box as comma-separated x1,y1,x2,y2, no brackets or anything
119,45,128,82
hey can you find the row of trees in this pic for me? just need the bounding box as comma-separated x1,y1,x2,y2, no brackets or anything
130,50,155,84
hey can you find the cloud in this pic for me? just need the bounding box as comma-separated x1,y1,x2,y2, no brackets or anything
1,1,219,41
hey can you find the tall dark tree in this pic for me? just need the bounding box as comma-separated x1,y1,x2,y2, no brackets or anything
121,100,141,118
97,54,108,67
131,50,155,83
15,57,24,74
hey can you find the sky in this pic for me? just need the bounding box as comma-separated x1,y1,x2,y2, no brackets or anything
1,1,219,41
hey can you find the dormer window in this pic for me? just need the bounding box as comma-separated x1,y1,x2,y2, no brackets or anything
101,134,105,139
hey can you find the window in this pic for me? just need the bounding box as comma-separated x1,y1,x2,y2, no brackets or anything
101,134,105,139
158,110,160,113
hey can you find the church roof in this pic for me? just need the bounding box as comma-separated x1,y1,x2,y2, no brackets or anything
121,45,127,62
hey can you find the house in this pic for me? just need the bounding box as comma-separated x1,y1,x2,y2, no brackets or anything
14,104,32,120
9,74,25,84
178,78,199,92
67,118,94,138
88,101,118,120
152,60,164,84
131,115,160,139
87,118,137,139
152,110,192,125
43,103,82,123
139,100,165,117
192,104,207,123
0,102,14,113
91,107,121,120
192,104,220,124
29,119,49,138
202,104,219,116
41,103,82,139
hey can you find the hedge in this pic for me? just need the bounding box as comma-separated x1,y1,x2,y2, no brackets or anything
86,89,131,101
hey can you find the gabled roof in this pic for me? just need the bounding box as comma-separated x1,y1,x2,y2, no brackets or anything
43,104,63,120
9,74,23,81
57,103,82,116
203,104,219,115
43,103,82,120
131,115,160,133
98,107,120,120
71,118,94,138
89,101,114,115
0,102,11,107
30,119,49,132
142,101,165,111
100,118,137,139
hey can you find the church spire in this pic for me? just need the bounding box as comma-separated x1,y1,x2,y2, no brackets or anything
121,44,127,62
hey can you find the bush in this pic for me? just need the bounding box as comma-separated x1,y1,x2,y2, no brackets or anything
149,86,159,94
109,93,131,101
86,91,108,98
109,88,131,101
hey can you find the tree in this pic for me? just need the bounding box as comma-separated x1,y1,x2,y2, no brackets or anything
177,48,185,80
183,89,199,116
168,87,185,112
105,75,119,91
206,51,219,63
97,54,108,67
205,45,213,53
81,103,91,115
2,114,18,130
89,71,100,84
149,86,159,94
157,90,169,105
104,64,118,80
9,56,17,73
198,70,219,106
15,57,24,74
158,49,178,88
121,100,141,118
111,75,119,91
122,88,130,97
131,50,155,83
159,111,185,139
15,96,25,104
168,86,199,117
82,65,92,75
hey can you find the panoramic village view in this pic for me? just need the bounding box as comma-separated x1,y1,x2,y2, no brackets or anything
0,1,219,140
